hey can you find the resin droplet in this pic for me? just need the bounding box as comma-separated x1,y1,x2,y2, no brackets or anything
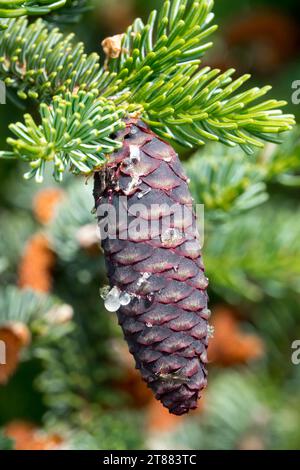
99,285,110,300
129,145,141,163
100,286,122,312
200,350,208,363
100,285,132,311
163,153,173,162
208,324,215,339
123,146,141,169
137,272,151,287
104,286,121,312
137,188,151,199
124,174,141,195
145,292,155,308
201,308,211,320
198,273,209,290
161,228,183,247
119,292,132,306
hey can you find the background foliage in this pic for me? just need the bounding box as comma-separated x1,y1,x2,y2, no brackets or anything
0,0,299,450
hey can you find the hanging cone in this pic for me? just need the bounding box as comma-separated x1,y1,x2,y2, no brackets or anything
33,188,65,225
94,120,209,415
0,322,31,385
18,233,55,293
208,306,264,366
4,421,63,450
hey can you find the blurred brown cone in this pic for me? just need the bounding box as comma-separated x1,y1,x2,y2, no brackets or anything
0,323,31,385
238,434,265,451
97,0,135,35
33,188,65,225
208,306,264,366
18,233,55,293
225,10,298,75
4,421,63,450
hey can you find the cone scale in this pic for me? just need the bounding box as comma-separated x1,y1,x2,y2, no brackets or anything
94,120,209,415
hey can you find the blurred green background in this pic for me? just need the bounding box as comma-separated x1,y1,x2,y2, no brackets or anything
0,0,300,450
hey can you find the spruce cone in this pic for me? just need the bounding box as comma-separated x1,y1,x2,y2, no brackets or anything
94,120,209,415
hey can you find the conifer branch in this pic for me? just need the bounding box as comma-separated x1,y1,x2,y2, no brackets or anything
102,0,294,150
0,0,296,181
128,66,295,151
0,0,70,28
46,0,90,25
0,285,72,331
104,0,217,84
186,146,269,220
0,18,105,100
6,90,130,181
205,205,300,301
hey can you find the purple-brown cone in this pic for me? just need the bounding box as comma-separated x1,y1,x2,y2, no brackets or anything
94,120,209,415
